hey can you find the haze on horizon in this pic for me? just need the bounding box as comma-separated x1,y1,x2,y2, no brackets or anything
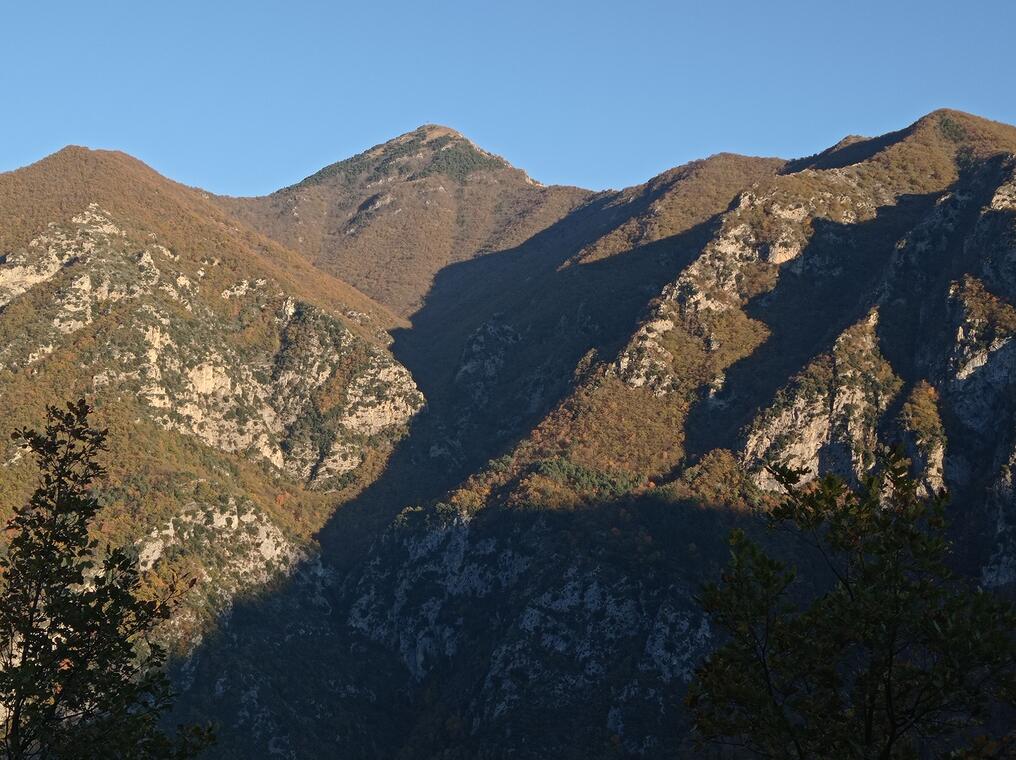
2,0,1015,195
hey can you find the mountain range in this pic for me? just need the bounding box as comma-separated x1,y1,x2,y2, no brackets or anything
2,108,1016,757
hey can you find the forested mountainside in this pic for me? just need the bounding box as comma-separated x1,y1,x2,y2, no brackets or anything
3,109,1016,757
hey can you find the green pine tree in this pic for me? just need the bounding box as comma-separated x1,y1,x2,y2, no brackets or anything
686,450,1016,759
0,400,213,759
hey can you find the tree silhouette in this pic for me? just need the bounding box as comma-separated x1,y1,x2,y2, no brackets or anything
0,400,213,759
687,450,1016,758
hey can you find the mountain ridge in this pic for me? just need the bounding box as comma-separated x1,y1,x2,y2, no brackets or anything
0,144,403,333
3,108,1016,757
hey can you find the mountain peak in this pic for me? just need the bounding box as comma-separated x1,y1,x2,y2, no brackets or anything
781,108,1016,176
413,123,465,140
917,107,996,127
910,107,1016,153
291,124,515,191
49,144,93,158
21,144,135,174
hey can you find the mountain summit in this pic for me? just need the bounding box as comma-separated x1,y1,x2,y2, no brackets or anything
293,123,519,188
216,125,592,316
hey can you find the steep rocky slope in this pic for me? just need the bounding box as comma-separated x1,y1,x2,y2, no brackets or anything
167,110,1016,758
0,149,423,642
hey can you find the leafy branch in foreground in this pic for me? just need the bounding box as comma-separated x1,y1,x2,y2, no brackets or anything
686,449,1016,759
0,400,213,759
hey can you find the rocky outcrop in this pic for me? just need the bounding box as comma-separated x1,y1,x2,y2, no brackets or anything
982,445,1016,588
609,166,886,403
741,311,902,488
0,205,126,308
341,501,714,756
897,381,946,495
0,203,425,652
0,205,424,491
137,497,301,621
944,277,1016,437
453,318,522,405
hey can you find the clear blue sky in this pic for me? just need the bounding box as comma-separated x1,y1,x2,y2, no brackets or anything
2,1,1014,195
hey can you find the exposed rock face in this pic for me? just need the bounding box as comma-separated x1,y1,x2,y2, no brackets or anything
606,164,884,411
982,445,1016,588
137,498,301,610
339,359,421,436
609,207,771,398
0,205,126,308
742,311,902,488
944,278,1016,437
0,205,423,489
897,381,947,495
453,318,522,405
184,497,721,759
938,274,1016,589
0,200,423,645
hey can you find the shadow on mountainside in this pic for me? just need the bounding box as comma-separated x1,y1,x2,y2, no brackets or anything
683,160,1016,576
872,158,1016,567
316,198,727,569
683,189,944,460
170,157,1016,757
171,189,743,756
781,125,914,174
177,478,770,759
